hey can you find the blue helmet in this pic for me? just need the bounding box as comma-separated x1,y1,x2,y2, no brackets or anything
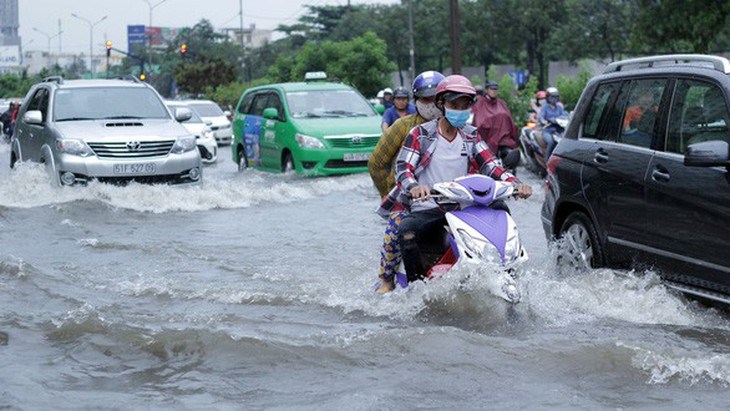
412,70,445,98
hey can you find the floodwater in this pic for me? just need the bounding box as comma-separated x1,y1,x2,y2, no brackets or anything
0,143,728,409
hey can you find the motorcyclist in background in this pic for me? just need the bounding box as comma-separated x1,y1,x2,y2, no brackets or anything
538,87,567,162
471,81,521,172
381,87,394,110
369,70,445,293
381,86,416,132
528,90,547,123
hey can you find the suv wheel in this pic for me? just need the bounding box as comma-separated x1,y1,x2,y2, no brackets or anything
237,147,248,171
557,212,604,271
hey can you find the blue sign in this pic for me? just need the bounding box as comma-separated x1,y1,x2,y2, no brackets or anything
510,70,526,86
127,25,146,54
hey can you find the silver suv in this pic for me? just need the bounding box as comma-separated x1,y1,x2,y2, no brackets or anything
10,77,202,186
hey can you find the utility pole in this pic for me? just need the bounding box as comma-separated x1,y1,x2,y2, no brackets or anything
449,0,462,74
408,0,415,83
58,19,62,54
240,0,246,82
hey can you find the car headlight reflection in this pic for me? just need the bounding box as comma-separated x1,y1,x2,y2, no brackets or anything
56,139,93,157
171,136,197,153
295,133,325,149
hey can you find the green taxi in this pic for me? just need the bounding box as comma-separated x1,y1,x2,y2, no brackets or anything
231,74,383,175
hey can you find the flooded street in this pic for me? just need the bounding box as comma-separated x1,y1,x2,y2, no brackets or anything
0,143,728,409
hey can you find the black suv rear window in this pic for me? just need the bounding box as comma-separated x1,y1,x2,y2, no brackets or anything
583,83,619,139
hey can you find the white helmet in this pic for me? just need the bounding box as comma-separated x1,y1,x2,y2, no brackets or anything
377,89,385,99
383,87,393,95
546,86,559,97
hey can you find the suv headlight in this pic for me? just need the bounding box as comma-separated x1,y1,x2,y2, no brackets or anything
295,133,325,149
171,136,196,153
56,139,93,157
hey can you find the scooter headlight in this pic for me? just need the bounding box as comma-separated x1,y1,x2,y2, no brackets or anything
457,228,489,259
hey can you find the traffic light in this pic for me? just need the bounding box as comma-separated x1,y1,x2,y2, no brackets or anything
105,40,112,57
180,44,187,58
139,72,146,81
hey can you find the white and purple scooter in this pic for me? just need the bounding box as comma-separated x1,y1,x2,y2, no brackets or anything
395,174,528,303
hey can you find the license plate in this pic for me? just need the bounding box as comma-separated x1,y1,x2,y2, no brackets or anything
343,152,371,162
113,163,156,174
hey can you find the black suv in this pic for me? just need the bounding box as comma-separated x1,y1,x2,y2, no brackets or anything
541,54,730,304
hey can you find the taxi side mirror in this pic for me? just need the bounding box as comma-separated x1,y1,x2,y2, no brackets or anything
263,107,279,120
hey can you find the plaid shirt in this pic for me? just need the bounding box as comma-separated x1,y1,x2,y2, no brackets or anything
378,119,519,218
368,113,427,197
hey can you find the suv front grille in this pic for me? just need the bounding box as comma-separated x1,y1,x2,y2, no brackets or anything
88,140,175,158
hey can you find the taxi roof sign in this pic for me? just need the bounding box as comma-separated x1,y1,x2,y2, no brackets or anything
304,71,327,81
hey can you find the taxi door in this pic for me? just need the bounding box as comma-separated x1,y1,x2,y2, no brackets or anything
257,91,289,170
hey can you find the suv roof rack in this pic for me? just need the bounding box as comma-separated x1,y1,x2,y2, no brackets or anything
110,75,142,83
42,76,64,84
603,54,730,74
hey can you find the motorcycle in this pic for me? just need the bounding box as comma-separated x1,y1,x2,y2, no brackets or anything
391,174,528,303
518,115,570,177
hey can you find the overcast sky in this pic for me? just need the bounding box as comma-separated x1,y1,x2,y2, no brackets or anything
19,0,399,55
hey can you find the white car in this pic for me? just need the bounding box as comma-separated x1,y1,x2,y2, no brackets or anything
166,101,218,164
183,99,232,145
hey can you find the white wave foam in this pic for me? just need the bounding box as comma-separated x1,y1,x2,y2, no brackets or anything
0,163,371,212
620,342,730,386
524,267,722,327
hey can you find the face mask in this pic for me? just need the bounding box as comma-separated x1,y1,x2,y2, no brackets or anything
444,108,470,128
416,100,441,120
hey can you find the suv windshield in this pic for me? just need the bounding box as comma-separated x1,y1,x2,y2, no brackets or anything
188,102,224,117
286,89,376,118
53,87,169,121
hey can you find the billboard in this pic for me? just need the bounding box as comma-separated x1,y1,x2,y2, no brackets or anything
0,46,20,67
127,25,146,54
128,25,181,53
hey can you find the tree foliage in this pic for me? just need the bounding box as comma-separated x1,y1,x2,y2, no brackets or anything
269,32,395,97
632,0,730,53
171,19,241,97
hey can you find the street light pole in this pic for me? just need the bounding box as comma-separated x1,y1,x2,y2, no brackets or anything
143,0,169,78
32,27,63,67
71,13,107,76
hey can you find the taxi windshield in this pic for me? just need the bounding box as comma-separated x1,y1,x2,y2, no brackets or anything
286,89,376,118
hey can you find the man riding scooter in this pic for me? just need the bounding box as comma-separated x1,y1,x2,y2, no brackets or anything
379,75,532,283
538,87,567,162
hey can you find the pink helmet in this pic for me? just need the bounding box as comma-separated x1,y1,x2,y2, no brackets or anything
435,74,476,102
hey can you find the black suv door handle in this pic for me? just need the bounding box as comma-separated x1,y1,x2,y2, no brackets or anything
651,166,670,183
593,149,609,163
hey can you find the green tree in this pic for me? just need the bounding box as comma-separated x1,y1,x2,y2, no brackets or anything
171,19,242,96
550,0,637,62
632,0,730,53
175,56,237,97
270,32,395,96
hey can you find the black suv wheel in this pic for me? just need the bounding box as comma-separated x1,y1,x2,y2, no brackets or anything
557,212,604,271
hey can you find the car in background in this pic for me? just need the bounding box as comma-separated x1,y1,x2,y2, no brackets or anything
541,54,730,304
166,101,218,164
231,72,382,175
183,99,232,145
10,76,202,186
